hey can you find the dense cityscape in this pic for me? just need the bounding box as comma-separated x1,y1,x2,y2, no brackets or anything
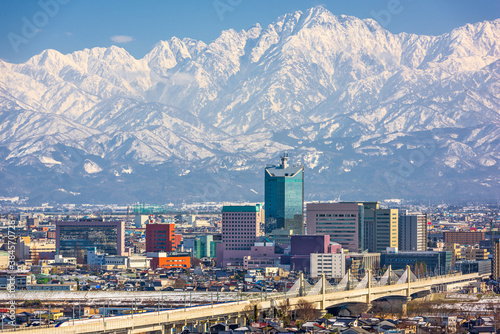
0,155,498,333
0,1,499,333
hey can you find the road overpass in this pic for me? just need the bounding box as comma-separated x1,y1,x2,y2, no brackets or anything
8,267,484,334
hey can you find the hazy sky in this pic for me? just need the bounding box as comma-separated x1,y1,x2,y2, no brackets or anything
1,0,499,63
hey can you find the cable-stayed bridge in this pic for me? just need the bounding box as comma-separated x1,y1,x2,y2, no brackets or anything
12,267,485,334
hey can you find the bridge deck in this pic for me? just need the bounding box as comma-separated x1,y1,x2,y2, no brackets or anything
9,272,481,334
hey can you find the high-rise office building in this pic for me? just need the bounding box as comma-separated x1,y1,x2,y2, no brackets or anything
216,204,264,267
363,202,398,253
265,154,304,235
56,219,125,264
146,223,179,253
306,203,363,252
398,211,427,251
493,240,500,281
307,202,397,253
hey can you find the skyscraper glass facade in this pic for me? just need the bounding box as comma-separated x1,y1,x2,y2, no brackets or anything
265,154,304,234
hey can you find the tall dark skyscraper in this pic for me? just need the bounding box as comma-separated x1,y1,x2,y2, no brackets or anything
264,154,304,235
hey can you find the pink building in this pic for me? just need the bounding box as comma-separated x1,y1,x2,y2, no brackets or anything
216,204,264,267
243,242,282,269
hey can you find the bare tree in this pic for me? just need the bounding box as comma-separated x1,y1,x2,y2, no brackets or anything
279,299,291,317
370,300,392,319
295,299,320,322
191,257,202,267
278,299,292,326
173,279,186,289
242,302,261,324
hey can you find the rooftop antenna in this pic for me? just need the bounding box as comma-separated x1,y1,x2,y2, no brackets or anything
280,153,289,169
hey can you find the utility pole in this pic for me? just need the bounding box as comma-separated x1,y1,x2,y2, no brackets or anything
495,305,497,334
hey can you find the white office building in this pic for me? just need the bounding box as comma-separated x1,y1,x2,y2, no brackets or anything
310,253,346,278
399,211,427,251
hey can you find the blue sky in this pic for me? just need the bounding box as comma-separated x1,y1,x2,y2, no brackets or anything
0,0,499,63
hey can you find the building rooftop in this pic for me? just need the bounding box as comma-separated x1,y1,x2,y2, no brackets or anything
222,204,262,213
265,153,303,177
265,165,303,177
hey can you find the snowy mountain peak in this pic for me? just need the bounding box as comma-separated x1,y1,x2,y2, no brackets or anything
0,7,498,203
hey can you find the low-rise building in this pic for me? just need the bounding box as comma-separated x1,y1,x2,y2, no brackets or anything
381,250,451,275
0,272,32,290
147,252,191,270
346,252,381,278
0,251,9,269
455,260,492,276
444,231,485,245
464,246,489,261
310,252,346,278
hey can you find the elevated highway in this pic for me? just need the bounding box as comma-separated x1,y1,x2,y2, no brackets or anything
10,267,484,334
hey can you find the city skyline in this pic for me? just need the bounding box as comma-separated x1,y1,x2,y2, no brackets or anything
0,1,498,330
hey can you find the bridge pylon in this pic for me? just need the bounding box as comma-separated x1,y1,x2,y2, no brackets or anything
347,269,351,290
388,265,392,285
366,270,372,304
299,272,305,297
406,265,412,300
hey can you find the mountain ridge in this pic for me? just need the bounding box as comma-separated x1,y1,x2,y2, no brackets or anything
0,6,498,204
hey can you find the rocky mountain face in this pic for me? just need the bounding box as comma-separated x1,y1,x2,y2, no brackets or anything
0,6,498,204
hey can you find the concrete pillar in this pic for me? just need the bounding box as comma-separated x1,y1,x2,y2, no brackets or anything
175,323,184,334
160,324,167,334
347,269,351,290
406,265,411,298
164,324,174,334
321,274,326,311
366,270,371,304
299,272,305,297
388,265,392,285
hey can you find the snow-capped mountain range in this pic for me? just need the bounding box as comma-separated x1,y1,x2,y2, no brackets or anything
0,6,498,204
